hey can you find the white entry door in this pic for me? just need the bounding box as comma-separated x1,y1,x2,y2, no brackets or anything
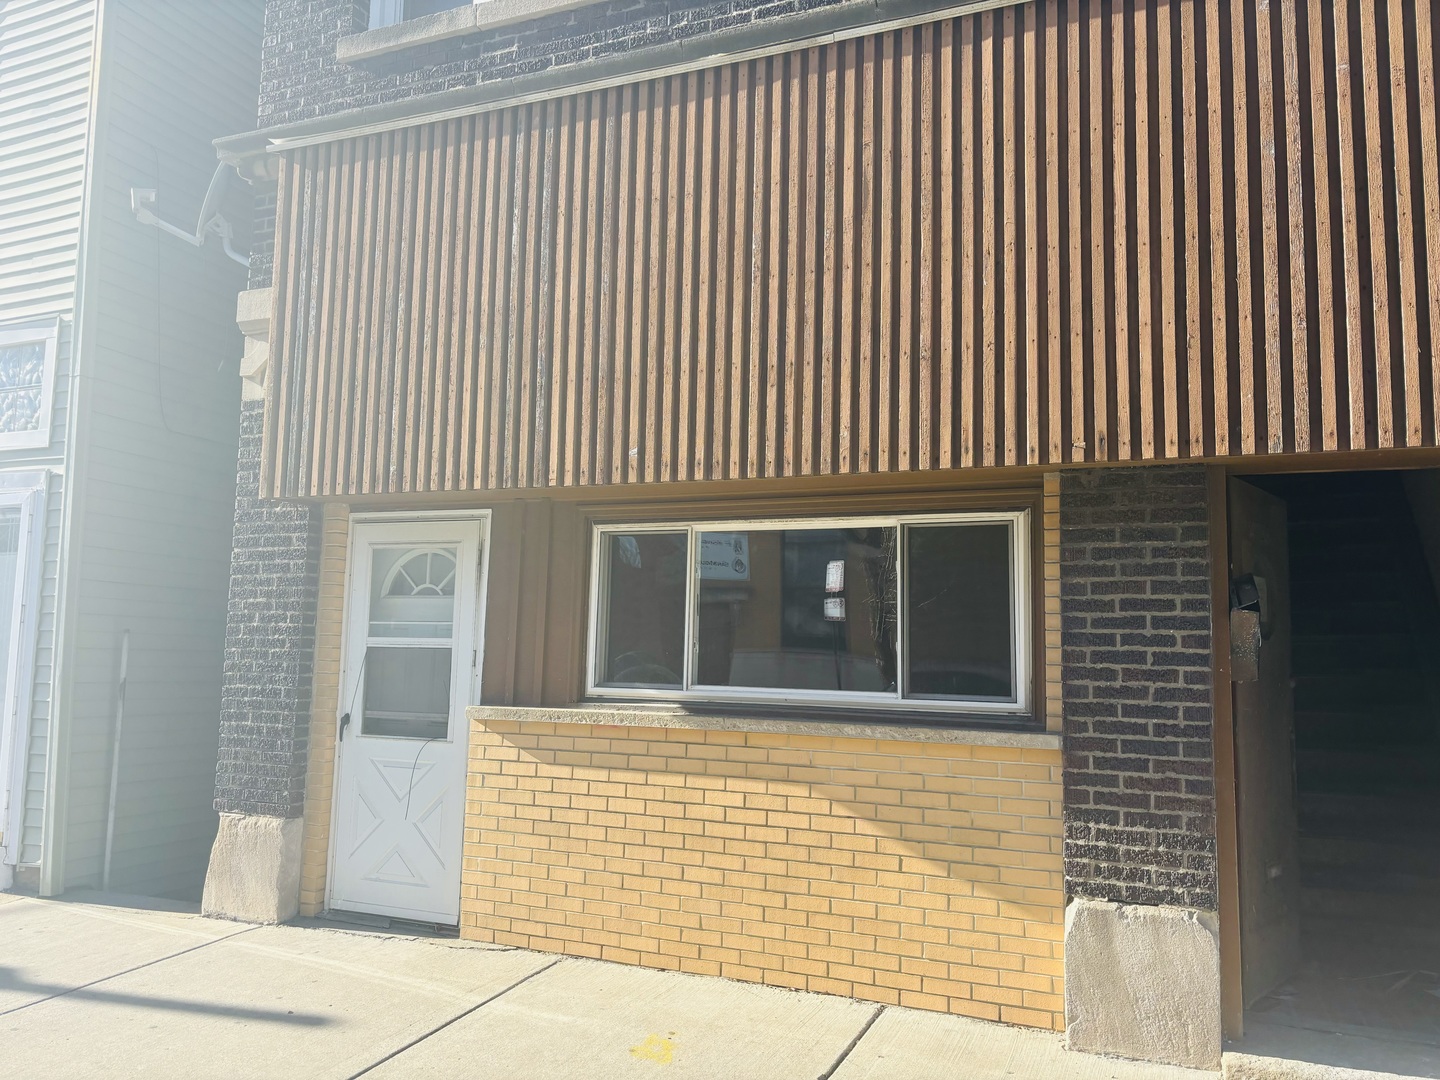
329,516,486,925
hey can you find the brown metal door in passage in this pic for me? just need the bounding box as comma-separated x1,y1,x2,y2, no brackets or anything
1229,478,1302,1006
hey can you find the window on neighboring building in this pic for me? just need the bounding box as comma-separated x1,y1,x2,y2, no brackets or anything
0,320,57,452
369,0,474,29
588,511,1030,715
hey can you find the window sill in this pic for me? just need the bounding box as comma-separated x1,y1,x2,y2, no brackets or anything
466,703,1060,749
338,0,603,64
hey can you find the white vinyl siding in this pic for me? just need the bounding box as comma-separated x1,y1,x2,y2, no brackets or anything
0,0,94,321
0,0,95,867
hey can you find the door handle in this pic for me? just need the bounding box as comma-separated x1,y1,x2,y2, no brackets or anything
339,711,352,741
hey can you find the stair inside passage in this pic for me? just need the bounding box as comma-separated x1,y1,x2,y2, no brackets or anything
1248,470,1440,1048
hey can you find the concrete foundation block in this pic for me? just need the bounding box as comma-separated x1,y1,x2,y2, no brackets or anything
1064,897,1222,1071
201,812,303,924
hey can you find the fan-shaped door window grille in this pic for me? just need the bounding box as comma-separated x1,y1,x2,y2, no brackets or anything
384,549,456,598
368,546,459,640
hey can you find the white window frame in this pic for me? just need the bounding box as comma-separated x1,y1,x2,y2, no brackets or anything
586,510,1032,717
0,319,58,452
0,476,45,870
370,0,476,29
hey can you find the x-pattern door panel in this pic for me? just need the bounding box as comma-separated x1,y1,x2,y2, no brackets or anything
329,517,485,925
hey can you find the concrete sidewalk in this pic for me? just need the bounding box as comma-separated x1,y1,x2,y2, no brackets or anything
7,894,1439,1080
6,893,1429,1080
0,891,1218,1080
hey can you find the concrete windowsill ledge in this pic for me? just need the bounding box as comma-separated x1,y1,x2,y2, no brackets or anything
338,1,603,64
467,703,1061,749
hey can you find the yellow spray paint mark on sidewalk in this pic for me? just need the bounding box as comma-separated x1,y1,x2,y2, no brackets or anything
629,1033,676,1065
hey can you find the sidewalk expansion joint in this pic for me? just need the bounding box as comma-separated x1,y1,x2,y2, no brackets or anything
815,1004,885,1080
0,923,261,1018
345,956,568,1079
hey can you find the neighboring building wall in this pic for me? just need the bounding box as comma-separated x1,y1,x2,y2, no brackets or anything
50,0,262,898
0,0,98,868
1057,465,1220,1069
464,718,1066,1031
259,0,866,127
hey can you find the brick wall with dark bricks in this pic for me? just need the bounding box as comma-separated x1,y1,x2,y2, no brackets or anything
258,0,858,128
1059,465,1218,912
214,400,323,818
248,186,278,289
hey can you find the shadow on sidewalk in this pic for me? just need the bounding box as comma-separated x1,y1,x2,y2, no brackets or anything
0,965,331,1027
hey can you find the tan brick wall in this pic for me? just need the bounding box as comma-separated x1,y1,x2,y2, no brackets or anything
299,502,349,916
462,722,1065,1030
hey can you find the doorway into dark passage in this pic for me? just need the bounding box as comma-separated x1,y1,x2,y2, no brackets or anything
1238,469,1440,1057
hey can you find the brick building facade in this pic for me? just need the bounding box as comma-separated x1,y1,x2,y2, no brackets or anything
206,0,1440,1072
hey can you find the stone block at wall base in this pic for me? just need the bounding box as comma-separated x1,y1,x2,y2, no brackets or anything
1064,897,1222,1070
201,812,303,924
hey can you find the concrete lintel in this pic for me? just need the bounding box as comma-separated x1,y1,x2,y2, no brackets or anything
1064,898,1222,1071
201,812,303,924
469,704,1061,749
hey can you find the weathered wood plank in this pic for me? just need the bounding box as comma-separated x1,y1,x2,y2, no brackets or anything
1134,0,1155,460
1111,0,1131,461
1358,0,1394,447
1386,0,1424,446
982,11,999,468
960,15,977,468
1254,0,1286,453
1333,0,1370,449
1279,0,1310,454
1205,0,1230,456
1044,0,1063,464
1024,2,1040,465
1418,0,1440,443
1089,0,1108,460
1306,0,1339,451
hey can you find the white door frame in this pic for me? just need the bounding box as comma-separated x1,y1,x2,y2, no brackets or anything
0,476,46,880
325,510,491,922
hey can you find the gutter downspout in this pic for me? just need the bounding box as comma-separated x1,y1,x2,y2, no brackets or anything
100,629,128,891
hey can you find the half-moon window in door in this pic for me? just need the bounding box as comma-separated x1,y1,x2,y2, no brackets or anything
369,546,459,640
384,549,456,598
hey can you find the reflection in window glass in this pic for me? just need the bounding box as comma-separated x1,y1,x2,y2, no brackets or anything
0,342,45,435
598,531,687,688
362,645,451,739
369,546,458,638
906,523,1015,700
695,528,897,693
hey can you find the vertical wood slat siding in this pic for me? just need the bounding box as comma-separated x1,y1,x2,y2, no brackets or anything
263,0,1440,498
